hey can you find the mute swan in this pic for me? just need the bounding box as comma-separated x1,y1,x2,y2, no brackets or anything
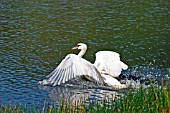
38,43,128,89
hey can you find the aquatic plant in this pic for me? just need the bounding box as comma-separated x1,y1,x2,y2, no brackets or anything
0,84,169,113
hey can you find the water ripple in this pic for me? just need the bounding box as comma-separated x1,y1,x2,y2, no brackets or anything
0,0,169,108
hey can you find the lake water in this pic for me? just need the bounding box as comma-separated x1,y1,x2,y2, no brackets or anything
0,0,169,109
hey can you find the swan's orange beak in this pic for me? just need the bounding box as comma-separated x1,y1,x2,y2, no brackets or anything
72,45,78,50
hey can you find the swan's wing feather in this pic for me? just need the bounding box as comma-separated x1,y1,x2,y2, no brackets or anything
94,51,128,77
39,54,104,86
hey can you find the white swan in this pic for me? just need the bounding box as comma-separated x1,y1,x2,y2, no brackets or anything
38,43,128,89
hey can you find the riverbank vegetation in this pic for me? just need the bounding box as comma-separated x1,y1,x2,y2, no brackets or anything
0,84,169,113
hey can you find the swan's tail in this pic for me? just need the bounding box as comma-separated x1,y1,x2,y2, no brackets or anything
120,61,128,70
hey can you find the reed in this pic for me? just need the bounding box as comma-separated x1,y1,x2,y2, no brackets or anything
0,84,169,113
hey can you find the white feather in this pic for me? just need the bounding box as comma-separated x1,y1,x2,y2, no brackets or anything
94,51,128,77
39,54,104,86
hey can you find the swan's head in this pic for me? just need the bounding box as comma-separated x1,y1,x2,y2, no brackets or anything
72,43,87,57
72,43,87,51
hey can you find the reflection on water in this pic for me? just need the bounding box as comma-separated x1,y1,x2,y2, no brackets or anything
38,85,118,106
0,0,169,108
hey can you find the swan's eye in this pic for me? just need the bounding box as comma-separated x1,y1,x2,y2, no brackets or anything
77,45,81,47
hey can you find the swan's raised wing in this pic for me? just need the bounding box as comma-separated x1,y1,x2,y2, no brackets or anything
38,54,104,86
94,51,128,77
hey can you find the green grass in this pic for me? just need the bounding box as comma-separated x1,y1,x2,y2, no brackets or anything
0,84,169,113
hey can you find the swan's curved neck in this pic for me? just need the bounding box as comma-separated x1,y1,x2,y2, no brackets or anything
78,49,87,57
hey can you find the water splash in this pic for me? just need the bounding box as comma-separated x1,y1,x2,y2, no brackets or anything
124,64,169,89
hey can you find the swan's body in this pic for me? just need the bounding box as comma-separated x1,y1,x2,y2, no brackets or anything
38,43,128,89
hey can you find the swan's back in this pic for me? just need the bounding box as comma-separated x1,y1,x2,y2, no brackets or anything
94,51,128,77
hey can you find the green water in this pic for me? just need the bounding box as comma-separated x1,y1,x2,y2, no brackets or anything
0,0,169,108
